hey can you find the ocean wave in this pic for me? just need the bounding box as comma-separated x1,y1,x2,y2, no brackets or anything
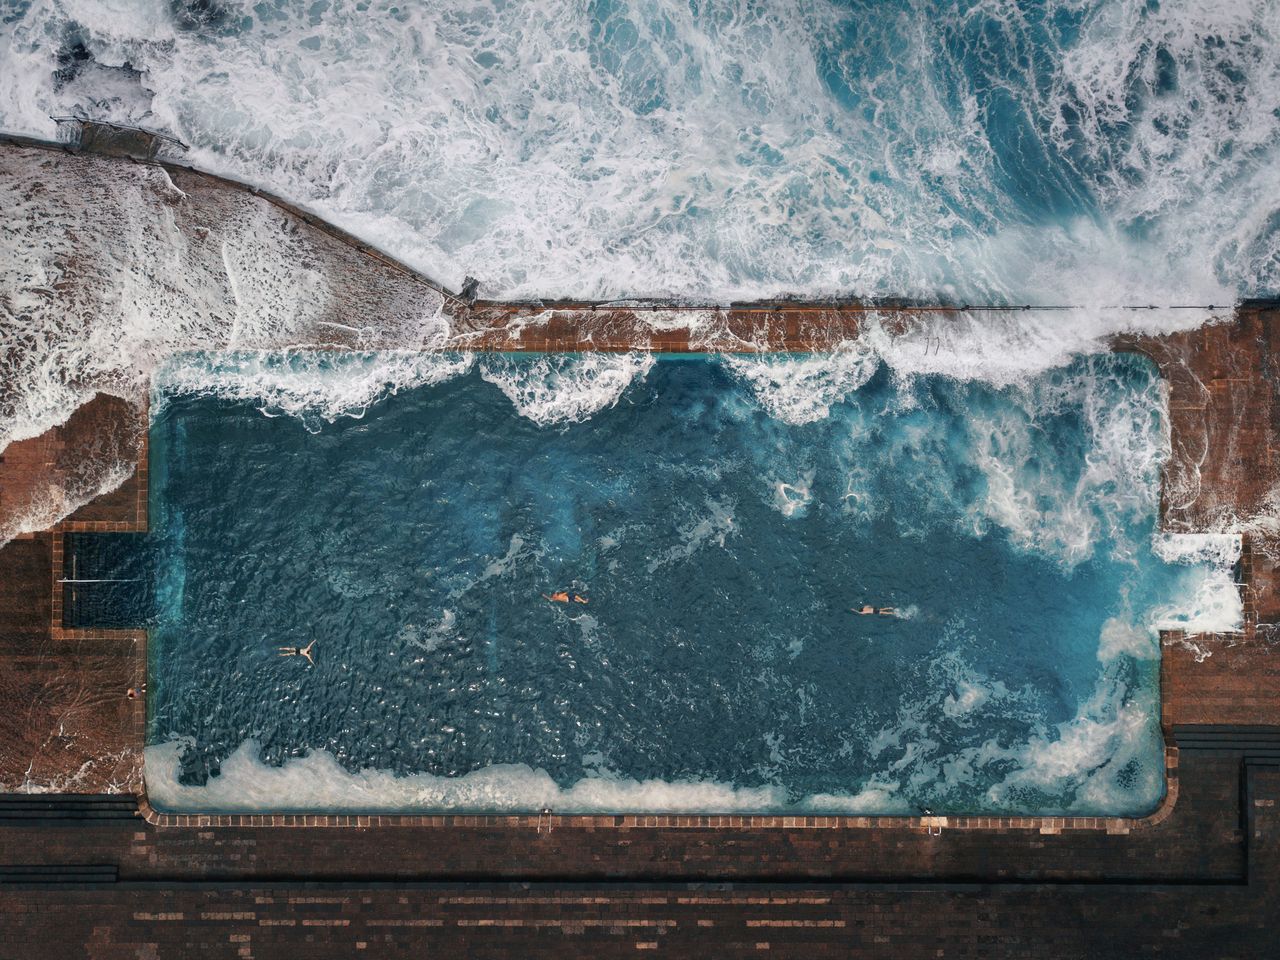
723,345,879,425
479,352,655,426
0,144,450,542
145,738,791,815
153,351,474,431
3,0,1273,303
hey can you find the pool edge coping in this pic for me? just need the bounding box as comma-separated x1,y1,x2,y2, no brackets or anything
51,349,1194,833
128,369,1184,834
130,742,1180,834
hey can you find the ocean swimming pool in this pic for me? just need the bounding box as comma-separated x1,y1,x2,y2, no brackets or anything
143,350,1239,816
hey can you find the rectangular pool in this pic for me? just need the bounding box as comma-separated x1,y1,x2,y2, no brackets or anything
143,350,1235,816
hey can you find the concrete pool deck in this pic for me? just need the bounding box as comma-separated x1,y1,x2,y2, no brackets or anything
1,133,1278,955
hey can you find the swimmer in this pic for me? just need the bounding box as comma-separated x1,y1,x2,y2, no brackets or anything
542,592,570,603
278,640,317,665
852,605,875,615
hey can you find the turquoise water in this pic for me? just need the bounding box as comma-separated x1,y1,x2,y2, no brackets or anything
144,351,1229,815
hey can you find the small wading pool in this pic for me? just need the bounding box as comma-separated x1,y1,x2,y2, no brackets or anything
143,351,1237,816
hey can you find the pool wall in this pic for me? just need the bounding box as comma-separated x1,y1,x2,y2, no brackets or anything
122,340,1241,829
35,315,1274,830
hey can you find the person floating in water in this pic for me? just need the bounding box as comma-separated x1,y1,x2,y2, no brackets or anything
543,591,590,604
853,605,875,615
278,639,317,665
852,605,896,616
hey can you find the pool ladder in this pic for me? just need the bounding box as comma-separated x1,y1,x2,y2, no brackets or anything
536,807,554,835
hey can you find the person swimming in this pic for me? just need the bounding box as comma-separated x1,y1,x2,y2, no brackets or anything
543,591,589,604
278,639,317,665
852,605,896,616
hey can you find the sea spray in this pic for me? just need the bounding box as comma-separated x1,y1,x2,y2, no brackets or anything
153,351,475,432
3,0,1274,302
479,352,656,426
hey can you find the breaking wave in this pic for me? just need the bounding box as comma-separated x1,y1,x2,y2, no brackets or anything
479,352,655,426
3,0,1275,304
723,345,879,425
154,351,475,431
3,0,1277,543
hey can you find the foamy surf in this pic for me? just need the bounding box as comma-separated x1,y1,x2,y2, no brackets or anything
153,351,475,432
723,345,879,425
3,0,1273,303
145,739,792,815
142,718,1156,816
479,352,656,426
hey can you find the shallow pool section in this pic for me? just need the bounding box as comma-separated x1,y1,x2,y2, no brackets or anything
145,352,1234,815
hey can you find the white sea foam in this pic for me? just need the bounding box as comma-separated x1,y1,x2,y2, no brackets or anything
2,0,1275,544
0,145,447,543
1096,618,1159,663
154,350,473,430
968,355,1170,565
771,471,815,518
3,0,1272,303
802,779,909,815
854,647,1165,816
989,676,1163,815
860,308,1212,389
723,345,878,425
1147,532,1244,636
942,679,999,719
479,352,655,426
1149,568,1244,637
1153,531,1243,568
145,738,791,814
146,731,1137,817
813,351,1173,568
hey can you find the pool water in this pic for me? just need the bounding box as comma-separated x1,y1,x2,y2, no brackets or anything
144,351,1232,815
